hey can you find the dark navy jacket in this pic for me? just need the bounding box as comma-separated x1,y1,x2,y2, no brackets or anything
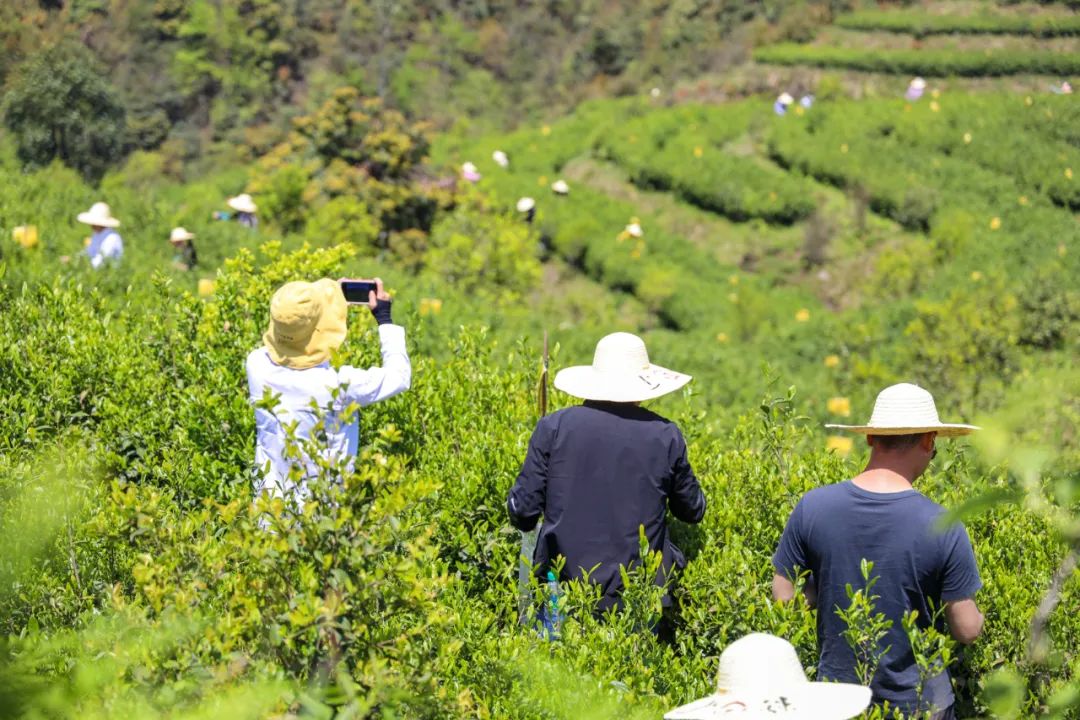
507,401,706,611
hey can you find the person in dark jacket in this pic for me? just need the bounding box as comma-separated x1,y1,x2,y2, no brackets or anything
507,332,706,616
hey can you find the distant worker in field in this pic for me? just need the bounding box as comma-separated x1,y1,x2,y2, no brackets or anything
462,162,482,183
507,332,706,625
493,150,510,168
516,197,536,223
618,217,643,241
773,92,794,116
551,179,570,196
215,194,258,229
168,227,198,271
246,277,410,510
772,383,984,720
905,77,927,102
76,202,124,268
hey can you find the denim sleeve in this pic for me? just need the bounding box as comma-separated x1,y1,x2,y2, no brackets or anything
772,500,808,579
940,523,982,602
507,417,553,531
667,428,706,524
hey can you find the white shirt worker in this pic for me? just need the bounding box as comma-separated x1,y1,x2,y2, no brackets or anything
85,228,124,268
245,278,410,507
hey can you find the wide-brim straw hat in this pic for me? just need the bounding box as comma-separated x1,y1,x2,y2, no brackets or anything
169,227,195,243
227,194,258,214
262,278,347,370
77,202,121,228
826,383,978,437
554,332,690,403
516,197,536,212
665,633,871,720
910,77,927,90
777,92,794,105
492,150,509,167
551,179,570,195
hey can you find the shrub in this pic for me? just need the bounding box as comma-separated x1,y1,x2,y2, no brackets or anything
427,204,542,302
2,42,127,182
835,9,1080,38
303,196,381,253
753,44,1080,76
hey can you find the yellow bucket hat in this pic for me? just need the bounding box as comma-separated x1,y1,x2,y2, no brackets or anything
263,278,347,370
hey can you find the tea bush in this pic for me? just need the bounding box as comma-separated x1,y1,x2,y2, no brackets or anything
754,44,1080,76
3,79,1080,719
835,10,1080,37
594,105,815,224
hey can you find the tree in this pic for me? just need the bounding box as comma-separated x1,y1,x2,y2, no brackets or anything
2,41,127,182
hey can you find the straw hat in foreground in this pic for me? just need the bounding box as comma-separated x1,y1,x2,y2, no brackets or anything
665,633,871,719
554,332,690,403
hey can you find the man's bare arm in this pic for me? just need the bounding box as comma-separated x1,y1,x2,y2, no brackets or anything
944,598,984,644
773,573,817,608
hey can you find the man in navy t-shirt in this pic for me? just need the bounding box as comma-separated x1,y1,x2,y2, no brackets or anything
772,384,985,719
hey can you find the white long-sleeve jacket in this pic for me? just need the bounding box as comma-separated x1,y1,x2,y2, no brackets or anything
245,324,411,505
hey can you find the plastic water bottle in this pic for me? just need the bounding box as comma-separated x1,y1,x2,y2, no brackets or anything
544,570,563,640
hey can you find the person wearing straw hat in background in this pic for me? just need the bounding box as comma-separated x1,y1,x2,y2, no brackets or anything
906,77,927,102
216,194,258,229
516,196,536,224
772,383,984,720
461,162,482,183
168,227,198,271
665,632,871,719
774,92,794,116
246,277,410,510
74,202,123,268
507,332,706,629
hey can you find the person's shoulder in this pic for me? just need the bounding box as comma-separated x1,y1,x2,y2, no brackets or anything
246,346,271,371
905,490,950,518
544,406,580,425
798,481,853,508
637,405,676,425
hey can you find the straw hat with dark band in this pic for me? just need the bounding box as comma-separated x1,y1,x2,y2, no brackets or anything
665,633,871,720
554,332,690,403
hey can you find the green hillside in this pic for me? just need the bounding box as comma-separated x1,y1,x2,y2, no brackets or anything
2,1,1080,718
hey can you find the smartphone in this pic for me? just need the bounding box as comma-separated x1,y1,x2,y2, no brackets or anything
340,279,377,304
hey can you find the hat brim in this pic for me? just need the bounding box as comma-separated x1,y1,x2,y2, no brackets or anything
263,279,347,370
77,213,120,228
227,198,258,213
554,363,691,403
824,423,979,437
664,682,871,720
170,233,195,242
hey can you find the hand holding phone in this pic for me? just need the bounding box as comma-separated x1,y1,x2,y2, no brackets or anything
341,278,393,324
341,278,378,305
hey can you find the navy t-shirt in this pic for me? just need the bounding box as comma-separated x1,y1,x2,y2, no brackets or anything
772,481,981,713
